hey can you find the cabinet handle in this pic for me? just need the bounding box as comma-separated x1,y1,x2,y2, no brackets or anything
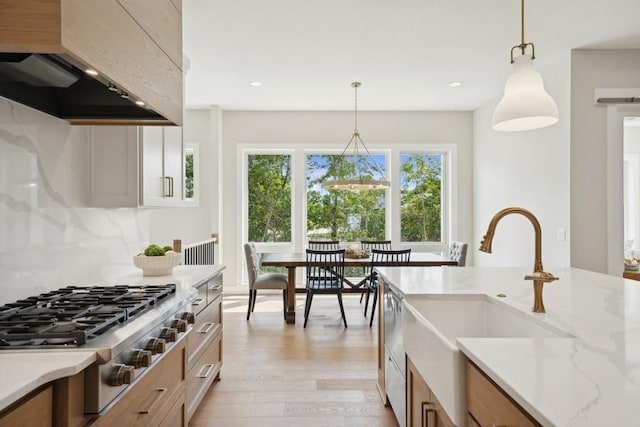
422,402,436,426
209,284,222,291
192,298,205,307
138,387,167,414
197,363,215,378
198,322,215,334
164,176,174,197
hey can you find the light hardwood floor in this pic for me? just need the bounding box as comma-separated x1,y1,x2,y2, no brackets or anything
189,292,400,427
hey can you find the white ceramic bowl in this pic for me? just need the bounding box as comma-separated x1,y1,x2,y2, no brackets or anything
133,253,182,276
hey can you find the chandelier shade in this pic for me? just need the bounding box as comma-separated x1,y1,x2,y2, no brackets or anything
321,82,390,191
492,0,558,132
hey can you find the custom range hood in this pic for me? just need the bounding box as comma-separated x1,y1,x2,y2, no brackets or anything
0,0,183,126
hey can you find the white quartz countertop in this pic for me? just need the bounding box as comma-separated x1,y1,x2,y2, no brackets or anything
0,264,226,413
376,266,640,427
0,351,96,412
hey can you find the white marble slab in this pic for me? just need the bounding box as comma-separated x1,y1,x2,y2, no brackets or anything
0,351,96,412
378,266,640,427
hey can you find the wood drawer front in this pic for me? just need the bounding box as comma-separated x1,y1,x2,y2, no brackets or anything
187,296,222,369
191,283,208,315
466,361,540,427
157,389,185,427
0,385,52,427
94,340,185,427
186,333,222,421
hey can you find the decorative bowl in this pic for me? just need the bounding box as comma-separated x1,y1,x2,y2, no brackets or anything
133,253,182,276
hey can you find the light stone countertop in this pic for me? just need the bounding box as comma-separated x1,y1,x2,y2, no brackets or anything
0,265,226,413
375,265,640,427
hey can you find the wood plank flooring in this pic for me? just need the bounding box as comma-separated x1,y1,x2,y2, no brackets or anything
189,292,399,427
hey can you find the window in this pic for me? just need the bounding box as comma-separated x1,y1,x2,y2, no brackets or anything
184,142,199,204
400,153,444,243
247,154,292,242
306,153,386,242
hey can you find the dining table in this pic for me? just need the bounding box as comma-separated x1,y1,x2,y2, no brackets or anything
261,251,458,324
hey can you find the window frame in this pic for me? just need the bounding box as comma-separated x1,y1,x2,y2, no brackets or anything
239,142,456,282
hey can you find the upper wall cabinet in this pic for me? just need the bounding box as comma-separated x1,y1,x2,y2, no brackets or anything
0,0,183,125
90,126,185,207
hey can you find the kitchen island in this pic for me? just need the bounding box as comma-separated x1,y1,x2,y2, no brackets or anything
375,266,640,427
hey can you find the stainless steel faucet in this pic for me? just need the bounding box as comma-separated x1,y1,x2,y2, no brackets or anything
479,207,558,313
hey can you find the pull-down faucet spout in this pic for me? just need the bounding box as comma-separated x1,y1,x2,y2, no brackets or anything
479,207,558,313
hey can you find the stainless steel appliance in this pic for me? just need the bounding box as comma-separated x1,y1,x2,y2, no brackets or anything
0,283,196,414
384,281,406,427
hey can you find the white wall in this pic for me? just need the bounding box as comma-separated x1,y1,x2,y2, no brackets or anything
473,52,571,269
570,50,640,274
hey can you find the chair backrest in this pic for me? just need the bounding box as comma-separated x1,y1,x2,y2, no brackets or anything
369,248,411,286
448,241,468,266
360,240,392,252
305,249,345,289
243,243,260,285
308,240,340,250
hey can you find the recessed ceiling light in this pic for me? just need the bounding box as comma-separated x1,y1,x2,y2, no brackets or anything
448,81,462,87
250,81,262,87
85,69,99,76
135,100,145,106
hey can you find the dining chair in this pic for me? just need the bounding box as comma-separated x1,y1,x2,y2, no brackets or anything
304,248,347,328
308,240,340,250
243,243,288,320
358,240,392,303
365,248,411,327
448,241,468,266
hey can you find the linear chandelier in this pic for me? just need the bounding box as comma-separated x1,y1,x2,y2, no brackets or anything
322,82,390,191
492,0,559,132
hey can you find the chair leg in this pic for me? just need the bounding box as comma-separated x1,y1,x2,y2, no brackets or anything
246,289,254,320
303,291,314,328
359,292,364,303
251,289,258,312
369,288,378,328
282,289,287,320
337,291,348,328
363,288,370,316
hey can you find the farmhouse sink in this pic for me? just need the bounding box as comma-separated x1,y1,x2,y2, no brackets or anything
403,294,573,426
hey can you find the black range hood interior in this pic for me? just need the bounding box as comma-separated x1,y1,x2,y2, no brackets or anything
0,53,166,123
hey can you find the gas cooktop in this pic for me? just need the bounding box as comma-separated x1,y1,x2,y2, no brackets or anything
0,284,176,347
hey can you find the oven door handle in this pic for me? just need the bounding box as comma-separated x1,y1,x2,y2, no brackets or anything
138,387,168,415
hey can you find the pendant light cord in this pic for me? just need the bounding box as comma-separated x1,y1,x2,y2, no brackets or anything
510,0,535,62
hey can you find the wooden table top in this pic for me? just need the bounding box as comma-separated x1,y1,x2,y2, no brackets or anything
262,251,458,267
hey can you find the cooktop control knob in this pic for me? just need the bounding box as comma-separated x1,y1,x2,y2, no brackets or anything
109,364,135,386
129,349,152,368
180,312,195,324
171,318,188,333
146,337,166,354
159,327,178,342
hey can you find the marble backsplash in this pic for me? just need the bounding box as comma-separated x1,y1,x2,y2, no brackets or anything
0,99,151,303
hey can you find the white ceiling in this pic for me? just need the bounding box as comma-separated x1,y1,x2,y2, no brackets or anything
183,0,640,111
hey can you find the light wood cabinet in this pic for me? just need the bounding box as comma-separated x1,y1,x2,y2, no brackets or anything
89,126,185,207
0,385,53,427
0,0,182,125
407,357,455,427
92,339,186,427
185,274,223,423
466,360,541,427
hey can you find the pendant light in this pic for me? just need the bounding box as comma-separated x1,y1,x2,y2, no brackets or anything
492,0,558,132
322,82,390,191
